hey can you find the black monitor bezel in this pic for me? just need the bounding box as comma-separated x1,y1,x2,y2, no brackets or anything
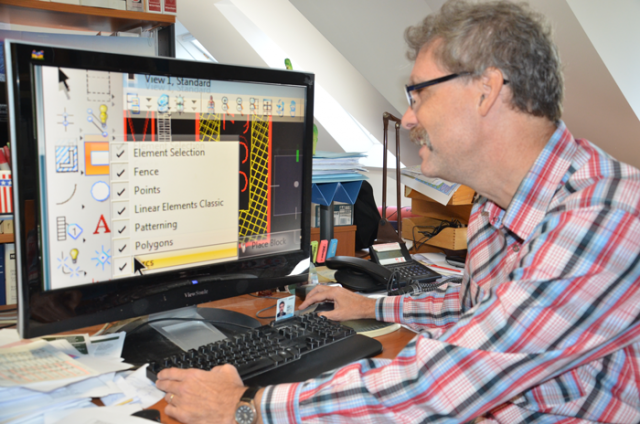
6,41,314,339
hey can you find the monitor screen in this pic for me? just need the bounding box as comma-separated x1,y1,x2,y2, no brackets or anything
6,41,313,340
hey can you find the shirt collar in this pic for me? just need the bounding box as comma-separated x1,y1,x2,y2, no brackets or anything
484,121,577,241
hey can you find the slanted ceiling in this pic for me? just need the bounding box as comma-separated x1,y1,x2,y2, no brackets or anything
178,0,640,169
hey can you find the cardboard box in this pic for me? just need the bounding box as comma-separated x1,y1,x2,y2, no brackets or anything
410,198,473,224
405,185,475,206
402,216,467,251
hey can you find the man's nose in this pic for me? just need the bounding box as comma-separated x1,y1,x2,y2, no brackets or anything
401,106,417,130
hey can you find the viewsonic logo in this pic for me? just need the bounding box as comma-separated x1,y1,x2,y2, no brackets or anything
184,289,208,298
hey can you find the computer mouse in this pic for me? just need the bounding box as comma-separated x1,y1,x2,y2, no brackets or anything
295,284,317,301
314,302,335,312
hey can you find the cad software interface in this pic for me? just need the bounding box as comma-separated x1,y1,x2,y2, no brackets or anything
36,66,307,290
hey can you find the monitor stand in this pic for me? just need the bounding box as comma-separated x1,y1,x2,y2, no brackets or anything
117,306,261,366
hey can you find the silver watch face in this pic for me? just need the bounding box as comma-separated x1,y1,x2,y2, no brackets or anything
235,404,256,424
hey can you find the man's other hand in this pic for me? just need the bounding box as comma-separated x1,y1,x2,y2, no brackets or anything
299,285,378,321
156,364,245,424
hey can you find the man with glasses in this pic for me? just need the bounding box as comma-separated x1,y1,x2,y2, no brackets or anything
156,1,640,422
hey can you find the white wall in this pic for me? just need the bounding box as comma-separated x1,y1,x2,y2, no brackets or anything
530,0,640,169
178,0,640,211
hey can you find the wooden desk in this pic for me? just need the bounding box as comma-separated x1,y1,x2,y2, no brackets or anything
151,293,415,423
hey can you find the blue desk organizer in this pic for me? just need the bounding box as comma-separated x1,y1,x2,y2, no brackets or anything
311,181,363,206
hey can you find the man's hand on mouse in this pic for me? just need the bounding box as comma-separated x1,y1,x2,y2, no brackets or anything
299,285,377,321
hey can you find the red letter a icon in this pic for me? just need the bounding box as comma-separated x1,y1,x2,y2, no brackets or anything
93,214,111,234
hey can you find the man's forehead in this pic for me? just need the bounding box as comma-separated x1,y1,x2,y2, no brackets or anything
410,45,446,83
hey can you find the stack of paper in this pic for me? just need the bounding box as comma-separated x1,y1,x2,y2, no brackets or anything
312,151,368,184
400,165,461,206
0,329,165,424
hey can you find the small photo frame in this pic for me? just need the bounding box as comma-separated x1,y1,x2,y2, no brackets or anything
275,295,295,321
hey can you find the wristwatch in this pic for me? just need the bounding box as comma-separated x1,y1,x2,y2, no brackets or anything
235,386,260,424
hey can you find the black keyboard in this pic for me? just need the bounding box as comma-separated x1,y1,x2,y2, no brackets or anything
146,312,383,385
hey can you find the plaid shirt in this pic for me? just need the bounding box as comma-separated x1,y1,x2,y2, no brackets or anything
261,122,640,423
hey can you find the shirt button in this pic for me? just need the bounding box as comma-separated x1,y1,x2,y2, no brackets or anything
513,245,520,252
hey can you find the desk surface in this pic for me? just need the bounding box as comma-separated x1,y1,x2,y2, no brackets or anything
151,293,415,424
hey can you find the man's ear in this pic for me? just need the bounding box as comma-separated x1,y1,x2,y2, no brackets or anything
477,67,507,117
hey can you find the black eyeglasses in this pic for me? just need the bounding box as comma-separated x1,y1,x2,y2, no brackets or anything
405,72,509,108
405,73,470,107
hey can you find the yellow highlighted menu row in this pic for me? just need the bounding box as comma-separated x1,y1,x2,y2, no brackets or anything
135,242,237,271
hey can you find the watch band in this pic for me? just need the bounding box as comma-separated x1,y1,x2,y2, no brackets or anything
241,386,260,403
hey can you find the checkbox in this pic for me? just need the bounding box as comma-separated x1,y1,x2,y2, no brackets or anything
117,169,125,177
116,150,125,158
118,188,126,196
119,244,127,252
118,207,126,215
119,263,127,271
118,226,126,234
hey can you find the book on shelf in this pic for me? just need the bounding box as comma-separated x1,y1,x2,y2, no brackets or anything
4,243,16,306
0,243,5,305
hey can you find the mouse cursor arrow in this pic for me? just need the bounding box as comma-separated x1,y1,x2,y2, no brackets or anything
59,69,70,99
134,258,146,275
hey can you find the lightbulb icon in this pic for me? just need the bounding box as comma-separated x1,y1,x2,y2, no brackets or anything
99,104,108,128
70,248,79,264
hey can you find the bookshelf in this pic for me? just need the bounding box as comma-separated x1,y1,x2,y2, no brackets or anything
0,0,175,33
0,2,176,246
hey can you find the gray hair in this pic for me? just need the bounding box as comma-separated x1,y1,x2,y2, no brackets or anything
405,0,563,122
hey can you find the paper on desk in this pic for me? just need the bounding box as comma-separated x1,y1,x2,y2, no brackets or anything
47,339,84,358
0,340,99,387
0,329,20,348
115,365,165,408
4,398,94,424
0,375,118,421
88,332,126,359
45,404,143,424
42,334,91,355
316,267,337,283
21,355,132,392
47,405,150,424
413,252,464,276
0,380,118,406
44,403,99,424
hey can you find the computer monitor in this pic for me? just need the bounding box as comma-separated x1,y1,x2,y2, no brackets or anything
5,41,313,362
